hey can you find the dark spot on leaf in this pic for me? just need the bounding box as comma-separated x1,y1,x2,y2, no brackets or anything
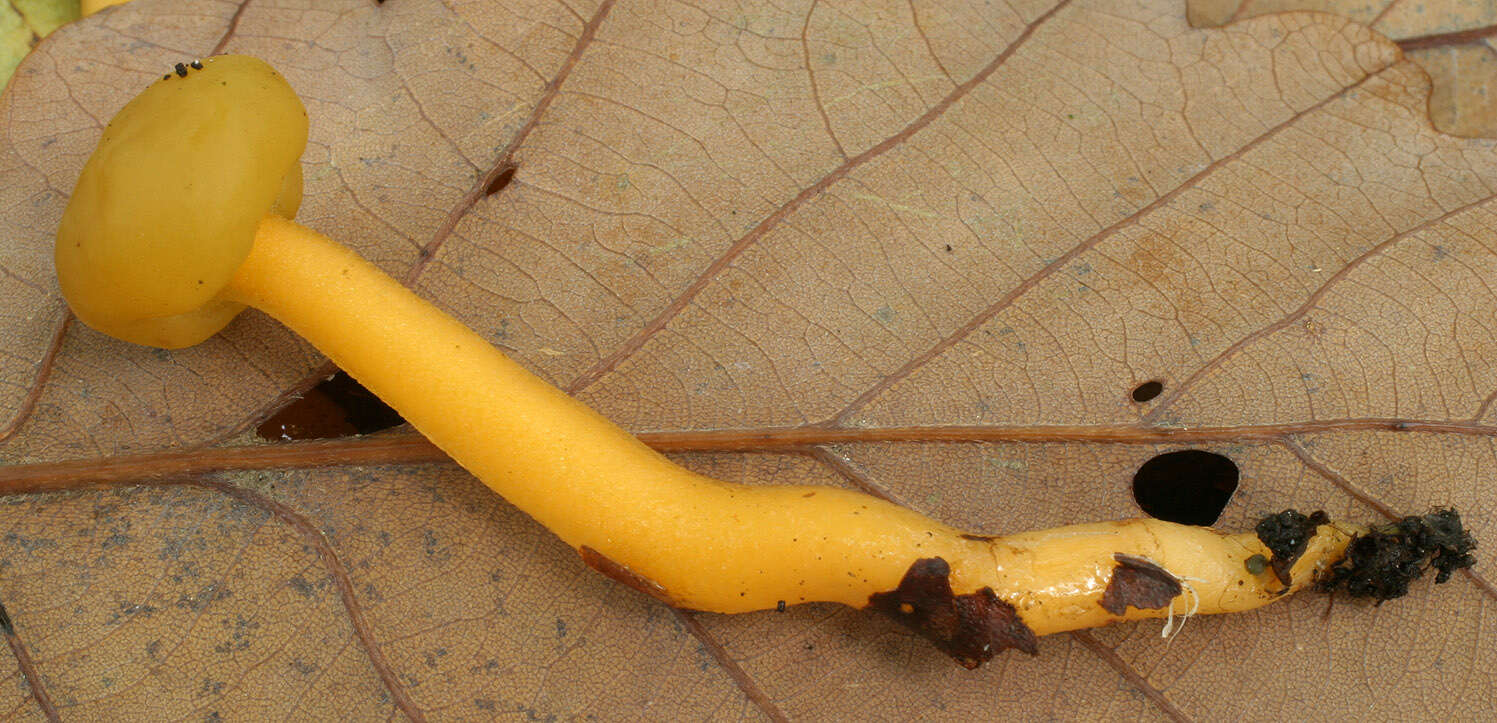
867,557,1037,669
109,602,159,625
484,165,517,197
288,575,319,598
3,532,56,552
421,528,453,562
175,584,230,611
1132,450,1238,526
1099,554,1182,615
1130,380,1164,402
213,614,260,654
0,600,12,633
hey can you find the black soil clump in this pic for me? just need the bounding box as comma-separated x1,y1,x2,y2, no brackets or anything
1254,509,1329,585
1316,509,1478,603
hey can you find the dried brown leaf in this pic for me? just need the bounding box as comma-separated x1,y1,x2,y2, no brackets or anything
2,0,1496,719
1189,0,1497,137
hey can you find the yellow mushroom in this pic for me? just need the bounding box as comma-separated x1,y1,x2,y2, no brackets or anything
55,55,1474,667
57,56,304,349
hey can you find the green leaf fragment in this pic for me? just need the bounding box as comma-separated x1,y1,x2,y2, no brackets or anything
1,0,81,92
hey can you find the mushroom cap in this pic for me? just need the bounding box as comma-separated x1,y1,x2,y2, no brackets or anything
56,55,308,348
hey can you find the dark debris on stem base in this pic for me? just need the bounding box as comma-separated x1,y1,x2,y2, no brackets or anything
1258,508,1477,604
1316,509,1478,603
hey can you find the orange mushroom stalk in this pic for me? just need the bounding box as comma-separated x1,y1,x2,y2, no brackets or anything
55,56,1476,667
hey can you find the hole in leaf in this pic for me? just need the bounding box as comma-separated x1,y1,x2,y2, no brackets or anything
483,165,516,197
256,371,405,441
1131,380,1164,403
1132,450,1238,526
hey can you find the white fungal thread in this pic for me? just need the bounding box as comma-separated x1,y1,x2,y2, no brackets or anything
1160,574,1205,641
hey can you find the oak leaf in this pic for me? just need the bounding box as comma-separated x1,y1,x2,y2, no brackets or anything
2,0,1496,719
1190,0,1497,137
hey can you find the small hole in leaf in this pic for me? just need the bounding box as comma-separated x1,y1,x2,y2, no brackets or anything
483,165,517,197
1132,450,1238,526
1131,380,1164,403
257,371,405,441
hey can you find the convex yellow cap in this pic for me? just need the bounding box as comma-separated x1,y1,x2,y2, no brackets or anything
56,55,307,348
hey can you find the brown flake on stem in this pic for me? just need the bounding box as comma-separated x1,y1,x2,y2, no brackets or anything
579,546,675,606
1099,554,1183,616
867,557,1037,669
